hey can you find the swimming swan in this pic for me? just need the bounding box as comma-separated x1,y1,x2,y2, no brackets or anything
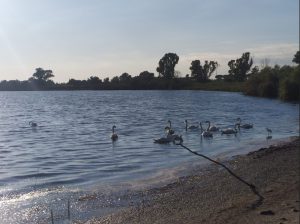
200,122,213,138
111,125,118,141
221,123,240,135
165,120,175,134
185,120,199,131
154,137,171,144
154,133,182,144
236,118,253,129
29,121,37,127
206,121,219,132
167,133,182,142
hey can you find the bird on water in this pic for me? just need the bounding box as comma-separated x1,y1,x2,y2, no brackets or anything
165,120,175,135
236,118,253,129
221,123,240,135
266,127,272,139
205,120,219,132
185,120,199,131
111,125,118,141
200,122,213,138
29,121,37,127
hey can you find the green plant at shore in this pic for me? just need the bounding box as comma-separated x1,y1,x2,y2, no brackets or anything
278,66,300,101
245,58,299,101
244,51,300,101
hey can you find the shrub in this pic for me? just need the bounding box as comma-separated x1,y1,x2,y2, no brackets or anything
279,68,300,101
244,65,300,101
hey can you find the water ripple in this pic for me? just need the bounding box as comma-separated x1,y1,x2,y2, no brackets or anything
0,90,298,196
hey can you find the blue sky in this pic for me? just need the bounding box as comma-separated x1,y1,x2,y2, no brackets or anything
0,0,298,82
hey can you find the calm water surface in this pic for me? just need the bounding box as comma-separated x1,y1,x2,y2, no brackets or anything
0,90,298,223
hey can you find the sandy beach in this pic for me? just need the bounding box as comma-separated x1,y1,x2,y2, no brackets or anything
79,137,299,224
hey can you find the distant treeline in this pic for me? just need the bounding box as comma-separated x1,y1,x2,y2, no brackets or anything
0,51,299,101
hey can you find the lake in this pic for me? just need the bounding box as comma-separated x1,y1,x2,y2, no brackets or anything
0,90,298,223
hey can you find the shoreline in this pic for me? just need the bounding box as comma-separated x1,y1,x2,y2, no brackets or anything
80,137,299,224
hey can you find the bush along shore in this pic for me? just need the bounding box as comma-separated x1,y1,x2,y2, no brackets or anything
0,51,299,102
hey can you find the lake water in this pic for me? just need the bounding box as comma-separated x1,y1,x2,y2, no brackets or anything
0,90,298,223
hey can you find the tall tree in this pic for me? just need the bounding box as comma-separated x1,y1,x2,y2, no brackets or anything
292,51,300,65
103,77,110,83
190,60,218,81
28,67,54,90
228,52,253,81
250,66,259,76
139,71,154,80
111,76,120,83
190,60,204,81
156,53,179,79
87,76,102,89
119,73,132,82
203,60,218,80
31,68,54,81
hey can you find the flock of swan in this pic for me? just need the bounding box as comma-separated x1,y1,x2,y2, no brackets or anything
153,119,249,144
108,118,270,144
28,118,272,143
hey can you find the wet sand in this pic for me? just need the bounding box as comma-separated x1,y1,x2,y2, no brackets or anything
80,137,299,224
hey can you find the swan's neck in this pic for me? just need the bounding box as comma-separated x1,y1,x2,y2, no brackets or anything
207,121,210,131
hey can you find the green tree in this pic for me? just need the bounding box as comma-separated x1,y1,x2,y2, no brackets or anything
190,60,203,81
87,76,102,89
250,66,259,76
111,76,120,83
28,67,54,90
119,73,132,82
228,52,253,81
190,60,218,81
292,51,300,65
203,60,218,80
31,68,54,81
139,71,154,80
156,53,179,79
245,66,279,98
103,77,110,83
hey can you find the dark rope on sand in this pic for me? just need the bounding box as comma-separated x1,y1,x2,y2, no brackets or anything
173,138,264,209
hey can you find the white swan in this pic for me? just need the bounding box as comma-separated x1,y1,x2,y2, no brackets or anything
185,120,199,131
111,125,118,141
165,120,175,134
200,122,213,138
154,137,171,144
29,121,37,127
206,121,219,132
221,123,240,135
167,133,182,142
236,118,253,129
154,133,182,144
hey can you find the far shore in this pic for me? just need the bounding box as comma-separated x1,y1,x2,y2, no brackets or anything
78,137,299,224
